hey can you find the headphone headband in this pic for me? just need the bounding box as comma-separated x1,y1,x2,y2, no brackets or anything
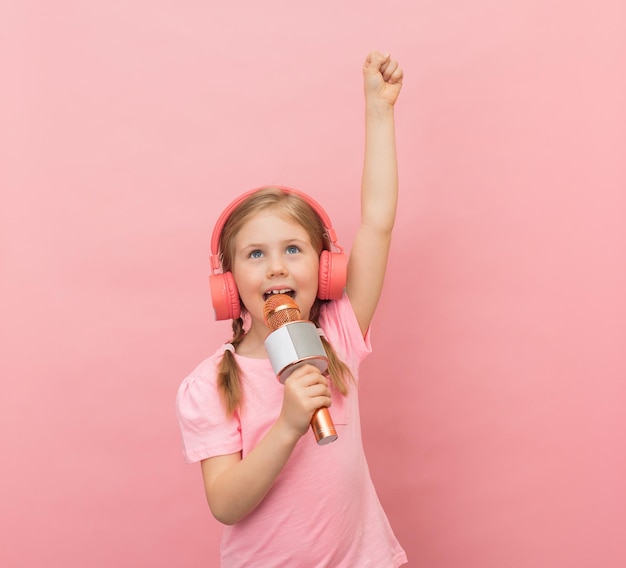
210,185,343,273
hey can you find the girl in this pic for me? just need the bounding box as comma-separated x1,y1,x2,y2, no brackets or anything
177,51,406,567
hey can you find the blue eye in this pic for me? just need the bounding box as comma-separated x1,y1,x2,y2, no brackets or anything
286,245,300,255
249,250,263,259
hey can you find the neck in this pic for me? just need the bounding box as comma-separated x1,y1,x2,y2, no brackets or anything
235,324,270,359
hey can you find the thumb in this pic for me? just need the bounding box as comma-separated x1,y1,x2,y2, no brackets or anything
363,51,390,75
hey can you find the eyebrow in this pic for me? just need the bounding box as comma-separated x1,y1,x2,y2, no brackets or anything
239,237,309,249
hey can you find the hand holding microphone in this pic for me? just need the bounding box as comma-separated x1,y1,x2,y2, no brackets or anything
264,294,338,445
278,364,332,441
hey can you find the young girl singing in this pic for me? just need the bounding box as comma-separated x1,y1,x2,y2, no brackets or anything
177,50,407,567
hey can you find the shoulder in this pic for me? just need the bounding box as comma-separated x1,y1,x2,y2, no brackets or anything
178,346,224,384
320,293,372,362
320,293,367,337
175,346,243,463
175,347,227,414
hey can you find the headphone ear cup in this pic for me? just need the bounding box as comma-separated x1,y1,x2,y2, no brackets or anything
209,272,241,321
318,250,348,300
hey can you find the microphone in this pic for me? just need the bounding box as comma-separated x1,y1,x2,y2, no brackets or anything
263,294,338,445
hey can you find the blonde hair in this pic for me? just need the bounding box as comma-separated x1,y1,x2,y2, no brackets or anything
216,187,353,416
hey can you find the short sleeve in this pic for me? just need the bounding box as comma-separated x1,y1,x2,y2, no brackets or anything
319,292,372,372
175,362,242,464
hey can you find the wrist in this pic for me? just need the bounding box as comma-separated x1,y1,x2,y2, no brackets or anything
364,100,396,118
274,415,306,446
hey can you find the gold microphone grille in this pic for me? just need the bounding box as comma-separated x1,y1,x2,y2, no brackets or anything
263,294,301,331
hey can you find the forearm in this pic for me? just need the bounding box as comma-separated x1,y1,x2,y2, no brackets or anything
205,418,300,525
361,103,399,232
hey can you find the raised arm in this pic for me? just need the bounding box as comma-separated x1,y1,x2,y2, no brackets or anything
346,51,403,335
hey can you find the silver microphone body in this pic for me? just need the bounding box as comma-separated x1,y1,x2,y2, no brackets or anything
265,321,328,381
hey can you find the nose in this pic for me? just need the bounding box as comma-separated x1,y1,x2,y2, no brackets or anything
266,254,288,277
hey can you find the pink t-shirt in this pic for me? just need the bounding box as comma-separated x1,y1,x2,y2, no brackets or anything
176,294,407,567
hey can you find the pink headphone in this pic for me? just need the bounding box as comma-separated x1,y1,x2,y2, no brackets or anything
209,186,348,320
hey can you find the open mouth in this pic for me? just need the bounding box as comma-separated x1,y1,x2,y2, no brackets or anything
263,288,295,302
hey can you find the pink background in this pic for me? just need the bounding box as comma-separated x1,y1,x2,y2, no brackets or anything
2,1,625,567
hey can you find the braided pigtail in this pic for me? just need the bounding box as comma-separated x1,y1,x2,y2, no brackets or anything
217,316,246,416
309,300,354,396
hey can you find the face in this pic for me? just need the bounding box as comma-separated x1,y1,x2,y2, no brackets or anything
231,209,320,333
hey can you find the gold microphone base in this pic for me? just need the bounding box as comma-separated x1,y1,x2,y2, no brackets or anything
311,407,338,445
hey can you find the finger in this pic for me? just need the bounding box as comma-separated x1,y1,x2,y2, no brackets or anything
306,381,331,397
288,363,317,378
381,59,398,82
379,58,390,76
363,51,390,75
387,65,404,85
304,364,328,380
312,396,332,410
310,389,332,409
288,365,328,388
305,379,330,398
